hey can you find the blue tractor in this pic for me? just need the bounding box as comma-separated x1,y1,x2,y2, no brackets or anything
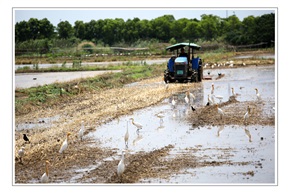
164,43,203,83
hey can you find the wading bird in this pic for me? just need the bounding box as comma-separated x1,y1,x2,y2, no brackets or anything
231,87,236,97
207,94,214,106
129,118,143,134
124,121,129,148
184,92,190,105
255,88,261,101
117,150,125,178
18,146,25,163
214,95,224,103
189,91,196,102
211,83,215,95
155,112,165,123
216,104,224,119
78,121,84,141
40,160,50,183
171,96,176,108
23,134,30,143
59,132,71,154
244,106,250,125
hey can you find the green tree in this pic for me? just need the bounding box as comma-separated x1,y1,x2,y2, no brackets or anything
57,21,74,39
27,18,40,40
199,14,221,41
151,15,175,42
183,20,200,42
74,20,86,40
254,13,275,44
241,15,257,44
15,21,29,42
38,18,55,39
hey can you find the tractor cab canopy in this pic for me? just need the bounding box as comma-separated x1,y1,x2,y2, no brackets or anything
165,42,201,52
166,42,201,62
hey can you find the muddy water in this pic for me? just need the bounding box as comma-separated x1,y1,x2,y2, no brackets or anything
15,70,121,89
89,65,276,184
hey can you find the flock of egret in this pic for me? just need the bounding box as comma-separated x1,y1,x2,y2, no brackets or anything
203,60,235,69
17,79,264,183
115,82,263,180
168,81,262,125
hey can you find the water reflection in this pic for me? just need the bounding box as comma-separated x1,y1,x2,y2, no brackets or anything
132,134,143,146
217,125,225,137
244,127,252,142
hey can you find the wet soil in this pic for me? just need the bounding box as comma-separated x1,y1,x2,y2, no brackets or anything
14,63,276,184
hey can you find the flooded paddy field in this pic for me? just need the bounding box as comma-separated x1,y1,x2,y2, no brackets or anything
14,64,276,185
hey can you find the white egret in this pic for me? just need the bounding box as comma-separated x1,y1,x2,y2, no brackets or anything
78,121,84,141
129,118,143,134
215,104,224,119
184,92,190,105
231,87,236,97
244,106,250,124
211,83,215,94
18,146,25,163
255,88,261,100
117,150,125,178
207,94,214,106
211,94,216,104
124,121,129,148
40,160,50,183
189,91,196,101
155,112,165,123
59,132,71,154
214,95,223,103
171,96,176,108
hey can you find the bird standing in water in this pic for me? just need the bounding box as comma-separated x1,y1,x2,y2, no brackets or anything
59,132,71,154
171,96,176,108
211,83,215,95
129,118,143,134
23,134,30,143
231,87,236,97
155,112,165,123
40,160,50,183
184,91,190,105
255,88,261,101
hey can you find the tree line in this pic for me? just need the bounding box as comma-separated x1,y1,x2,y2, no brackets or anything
15,13,275,48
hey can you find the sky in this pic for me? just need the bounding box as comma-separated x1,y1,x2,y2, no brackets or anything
14,8,276,27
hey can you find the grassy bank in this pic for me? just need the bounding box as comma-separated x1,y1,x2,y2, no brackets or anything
15,63,165,116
